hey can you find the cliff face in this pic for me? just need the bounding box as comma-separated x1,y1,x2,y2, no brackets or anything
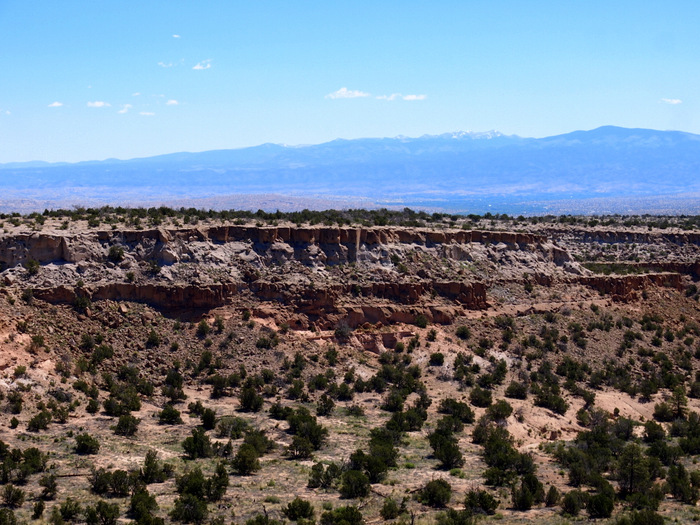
2,223,695,328
578,273,683,300
0,226,552,268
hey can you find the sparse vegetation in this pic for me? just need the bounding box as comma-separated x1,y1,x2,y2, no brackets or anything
0,209,699,523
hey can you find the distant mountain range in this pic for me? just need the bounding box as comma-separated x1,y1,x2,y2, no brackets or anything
2,126,700,213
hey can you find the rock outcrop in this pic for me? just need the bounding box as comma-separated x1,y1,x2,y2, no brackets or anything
3,223,695,327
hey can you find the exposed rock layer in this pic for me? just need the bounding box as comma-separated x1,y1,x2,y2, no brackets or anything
3,224,696,328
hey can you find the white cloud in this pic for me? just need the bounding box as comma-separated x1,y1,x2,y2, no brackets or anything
132,92,141,96
661,98,682,105
402,94,427,101
173,34,181,38
166,99,179,105
158,61,174,68
48,101,63,107
326,87,370,99
118,104,133,114
87,101,110,108
140,111,155,116
375,93,427,101
193,59,212,70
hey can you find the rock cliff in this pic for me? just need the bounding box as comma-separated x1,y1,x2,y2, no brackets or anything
1,223,695,328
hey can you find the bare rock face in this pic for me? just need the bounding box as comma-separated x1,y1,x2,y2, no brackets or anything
2,223,696,328
578,273,683,300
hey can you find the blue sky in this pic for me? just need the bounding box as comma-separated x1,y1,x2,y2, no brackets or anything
0,1,697,163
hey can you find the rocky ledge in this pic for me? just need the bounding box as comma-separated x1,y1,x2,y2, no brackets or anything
1,224,696,329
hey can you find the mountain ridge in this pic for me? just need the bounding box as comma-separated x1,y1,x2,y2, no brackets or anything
1,126,699,213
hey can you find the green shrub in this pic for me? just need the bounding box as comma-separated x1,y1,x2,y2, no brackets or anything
86,399,100,414
320,506,363,525
239,386,264,412
28,410,52,431
469,386,492,408
308,462,342,489
545,485,560,507
282,497,315,521
339,470,370,499
75,433,100,455
201,408,217,430
286,407,328,450
146,329,161,348
89,468,112,495
653,402,674,422
129,488,159,522
32,501,44,520
434,508,475,525
421,479,452,508
243,429,276,456
317,394,335,416
287,436,314,459
216,416,249,438
429,352,445,366
182,428,213,459
587,493,614,519
511,479,534,511
429,430,463,470
1,485,24,508
0,509,16,525
25,259,39,275
141,450,169,484
380,497,404,519
159,404,183,425
84,500,120,525
505,381,528,399
464,489,498,515
39,474,58,500
486,399,513,422
562,490,586,516
170,493,208,524
113,414,140,436
109,470,131,497
438,398,475,423
196,320,210,338
57,497,82,522
108,245,125,263
245,515,283,525
231,444,260,475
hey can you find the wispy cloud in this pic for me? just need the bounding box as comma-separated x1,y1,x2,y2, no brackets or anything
172,34,181,38
158,59,184,68
87,101,110,108
376,93,427,101
140,111,155,116
326,87,370,99
166,99,179,106
132,92,141,97
328,88,426,101
661,98,682,105
48,101,63,107
118,104,132,114
193,59,212,70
